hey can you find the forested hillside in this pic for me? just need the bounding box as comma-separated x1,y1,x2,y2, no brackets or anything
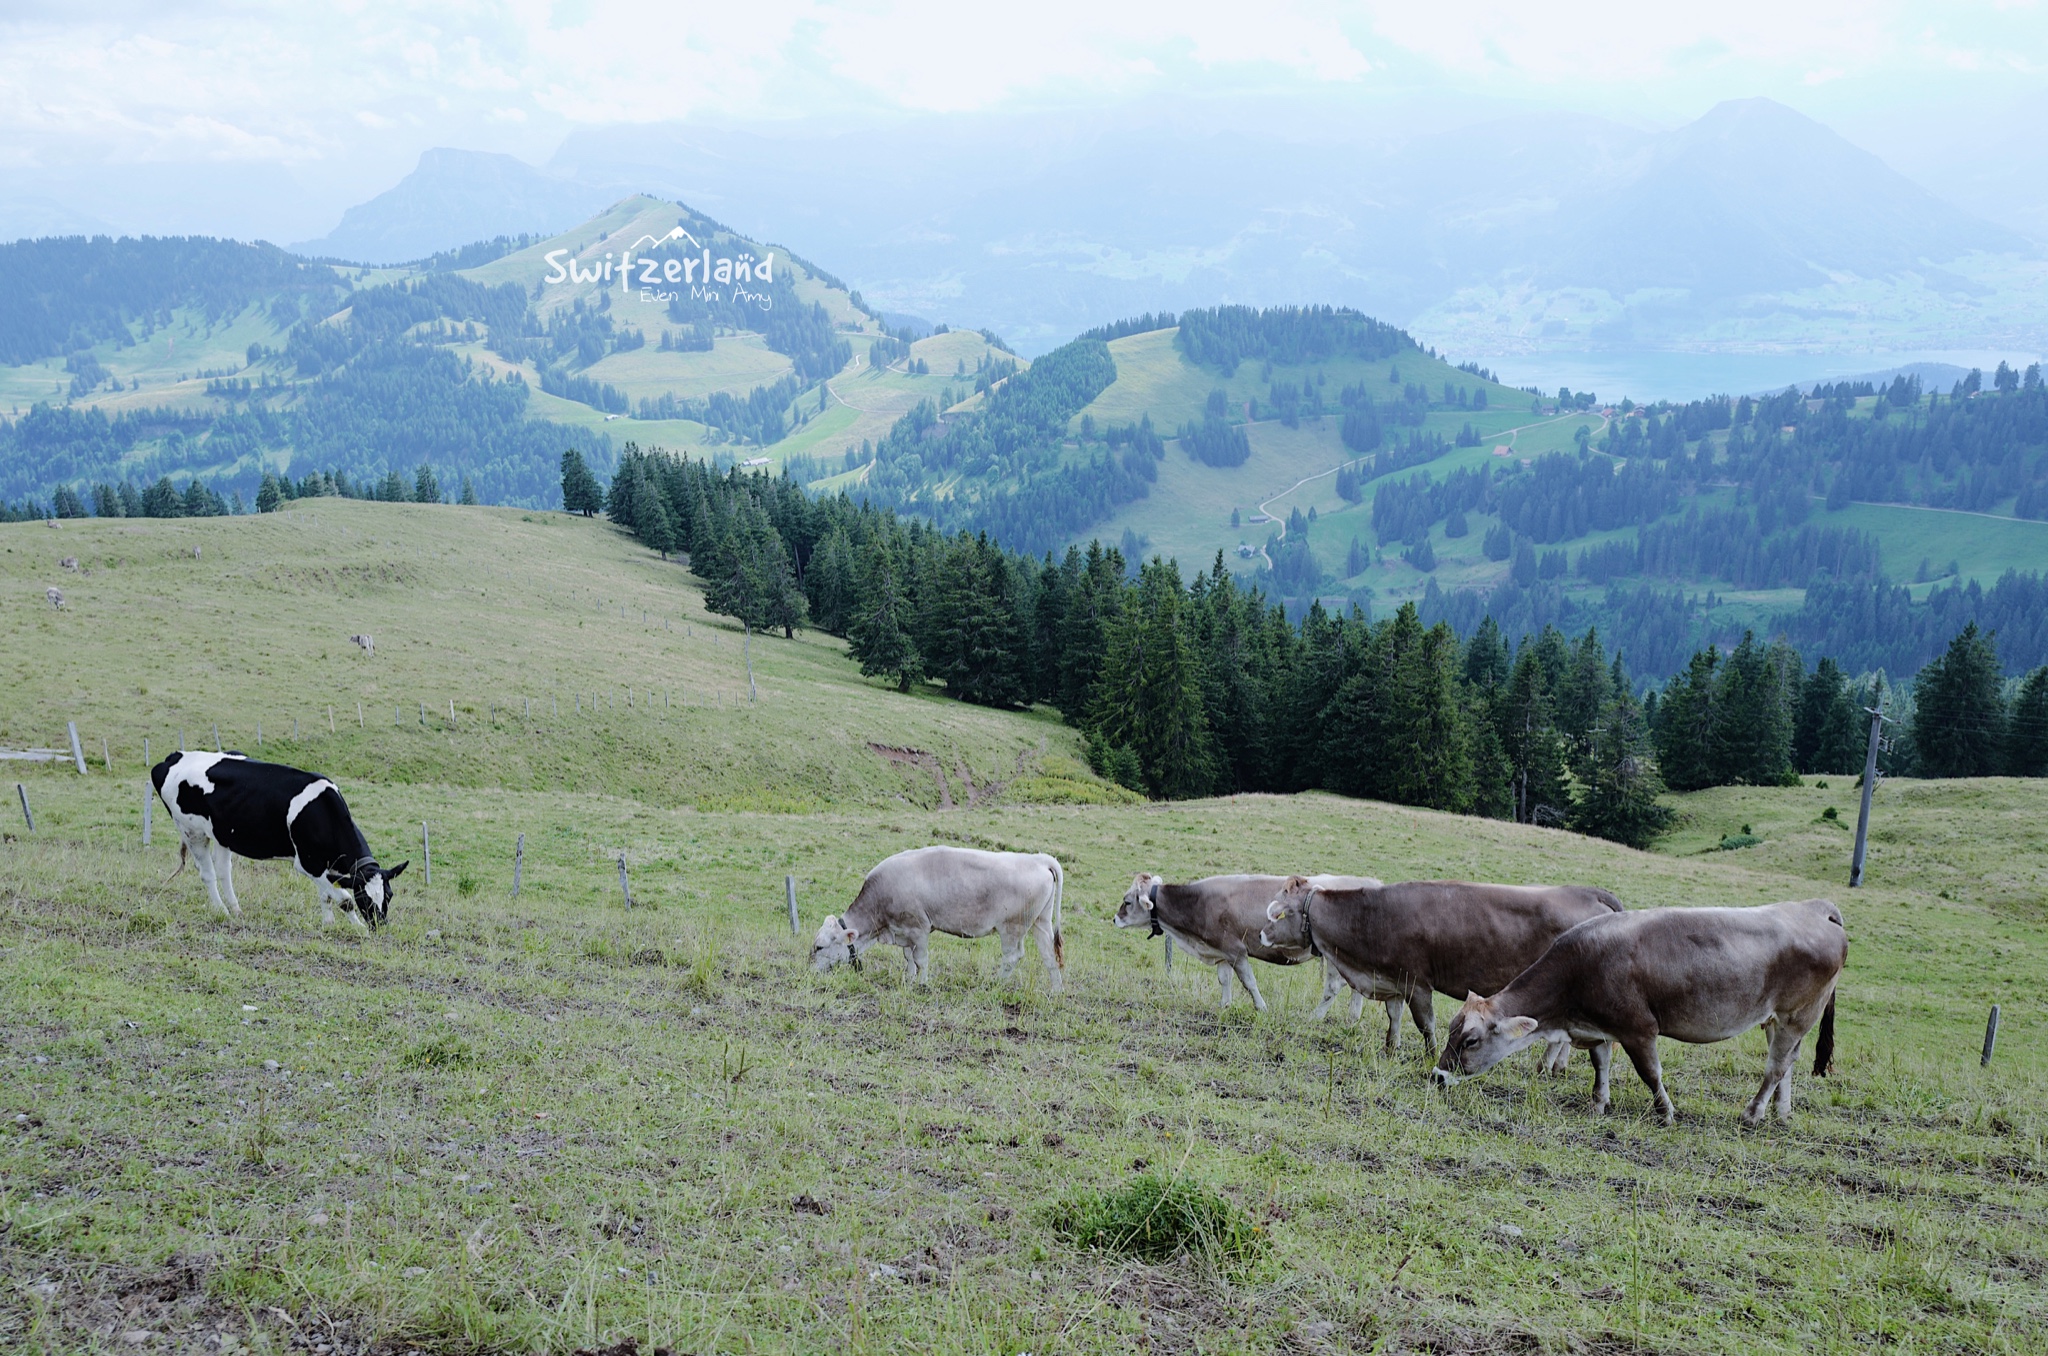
0,199,905,511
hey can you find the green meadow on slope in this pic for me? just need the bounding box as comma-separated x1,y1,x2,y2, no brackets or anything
3,503,2044,1354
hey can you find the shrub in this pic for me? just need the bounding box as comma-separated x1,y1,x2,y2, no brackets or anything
1046,1173,1267,1267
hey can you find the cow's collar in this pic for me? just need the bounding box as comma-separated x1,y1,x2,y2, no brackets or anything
1146,877,1164,937
1300,893,1321,958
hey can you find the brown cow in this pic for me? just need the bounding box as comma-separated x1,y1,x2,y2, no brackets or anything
1113,873,1380,1012
1259,878,1623,1057
1432,899,1846,1125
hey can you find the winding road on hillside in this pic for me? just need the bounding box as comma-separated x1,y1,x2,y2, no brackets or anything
1253,408,1611,572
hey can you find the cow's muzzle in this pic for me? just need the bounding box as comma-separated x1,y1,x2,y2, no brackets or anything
1429,1067,1457,1089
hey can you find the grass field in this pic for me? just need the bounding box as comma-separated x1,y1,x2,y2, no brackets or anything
4,503,2046,1356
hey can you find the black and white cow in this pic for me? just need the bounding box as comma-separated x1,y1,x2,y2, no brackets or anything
151,751,407,929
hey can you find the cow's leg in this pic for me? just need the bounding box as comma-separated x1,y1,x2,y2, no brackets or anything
906,932,931,983
1030,912,1063,993
993,924,1026,981
1382,997,1404,1055
1618,1035,1675,1125
188,836,231,919
1588,1041,1613,1115
1405,988,1437,1055
1744,1017,1806,1125
1233,959,1269,1012
214,844,242,915
1215,963,1235,1007
316,879,335,927
1542,1036,1572,1073
1349,990,1366,1021
1309,960,1347,1020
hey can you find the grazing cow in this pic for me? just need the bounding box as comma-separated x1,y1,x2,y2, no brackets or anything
810,846,1064,991
151,751,407,929
349,634,375,657
1113,873,1382,1012
1432,899,1846,1125
1260,878,1623,1058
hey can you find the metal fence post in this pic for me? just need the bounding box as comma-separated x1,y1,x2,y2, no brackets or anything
786,875,799,936
422,822,431,886
512,833,525,899
66,721,86,775
618,855,633,909
16,784,32,832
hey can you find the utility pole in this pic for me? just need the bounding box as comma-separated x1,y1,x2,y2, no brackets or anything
1850,676,1888,888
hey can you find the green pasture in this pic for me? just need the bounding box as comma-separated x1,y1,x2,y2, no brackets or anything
2,501,2045,1354
1821,501,2048,590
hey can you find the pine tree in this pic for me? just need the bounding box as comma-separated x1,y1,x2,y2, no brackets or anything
1570,661,1675,848
1380,610,1474,812
1654,646,1719,792
52,484,85,518
804,526,857,634
1710,632,1794,785
459,476,478,506
1911,622,2006,777
1793,657,1864,774
635,475,679,558
92,483,122,518
560,448,603,516
414,463,440,504
924,534,1027,707
848,536,923,693
1499,639,1571,823
2007,666,2048,777
1087,558,1218,799
255,474,282,514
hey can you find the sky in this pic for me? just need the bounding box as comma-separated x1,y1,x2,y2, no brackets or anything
4,0,2048,243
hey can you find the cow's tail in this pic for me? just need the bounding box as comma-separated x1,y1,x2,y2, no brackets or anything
1049,857,1064,969
166,839,188,882
1812,990,1836,1077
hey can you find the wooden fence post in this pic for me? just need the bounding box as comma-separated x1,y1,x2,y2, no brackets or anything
293,717,299,740
1983,1005,2001,1067
256,721,262,746
1164,935,1174,972
422,822,431,886
786,875,799,936
328,706,335,734
67,721,86,775
101,736,111,772
16,784,32,832
617,855,633,909
512,833,524,899
357,701,364,729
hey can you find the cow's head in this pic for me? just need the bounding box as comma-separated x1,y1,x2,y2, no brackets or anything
350,859,406,930
1432,992,1541,1086
1258,875,1315,948
1112,873,1163,931
809,914,861,972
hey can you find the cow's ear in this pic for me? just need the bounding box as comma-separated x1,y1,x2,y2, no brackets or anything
1464,991,1484,1006
385,860,409,880
1288,874,1310,890
1146,876,1163,905
842,924,858,942
1503,1016,1540,1039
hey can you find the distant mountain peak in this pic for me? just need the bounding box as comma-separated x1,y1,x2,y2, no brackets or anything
290,148,620,266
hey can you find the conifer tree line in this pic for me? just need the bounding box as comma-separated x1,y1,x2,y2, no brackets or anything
589,444,1678,845
1650,624,2048,784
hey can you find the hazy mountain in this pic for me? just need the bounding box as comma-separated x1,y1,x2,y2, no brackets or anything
290,149,621,265
531,98,2035,359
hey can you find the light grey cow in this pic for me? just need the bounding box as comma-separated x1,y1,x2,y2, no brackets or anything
1434,899,1847,1125
1113,873,1381,1012
811,846,1065,992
